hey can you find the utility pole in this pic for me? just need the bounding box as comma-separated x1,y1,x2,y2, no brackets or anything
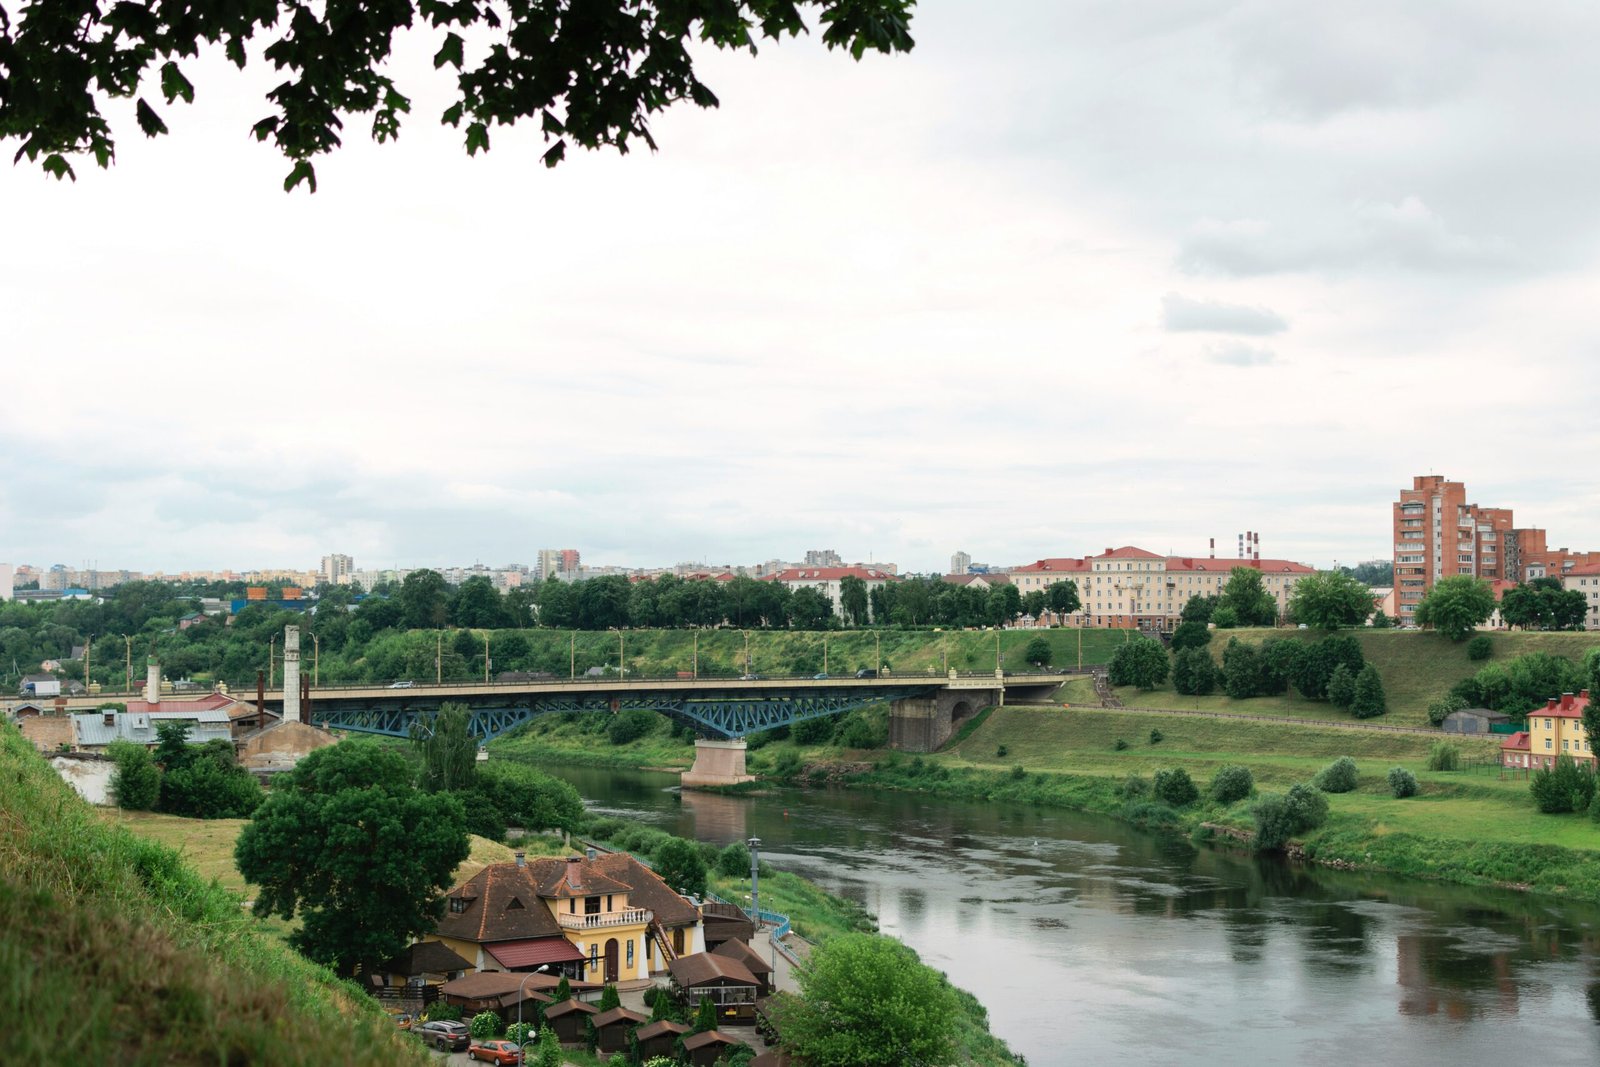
995,629,1001,672
269,634,276,689
618,631,625,677
743,630,751,676
312,633,320,686
692,631,698,679
122,634,132,693
570,632,575,680
823,634,828,676
748,837,762,920
875,631,881,672
436,632,442,684
84,635,92,690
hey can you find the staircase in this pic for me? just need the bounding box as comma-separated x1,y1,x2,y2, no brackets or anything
650,920,678,965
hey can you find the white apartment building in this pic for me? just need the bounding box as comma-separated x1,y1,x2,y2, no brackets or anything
764,567,897,620
1563,562,1600,630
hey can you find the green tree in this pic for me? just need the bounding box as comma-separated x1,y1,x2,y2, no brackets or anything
985,585,1022,628
1325,663,1356,710
160,752,263,818
1388,767,1419,798
1168,621,1211,652
1312,756,1359,793
1023,636,1053,667
535,1026,562,1067
1219,568,1278,627
152,718,194,770
1251,782,1329,851
653,837,708,897
838,576,869,627
452,577,508,628
1530,753,1596,814
1152,768,1199,807
1,1,916,190
1046,580,1081,617
473,761,584,832
415,702,477,794
1210,605,1240,629
1171,647,1217,696
715,840,752,878
1021,590,1048,619
785,933,958,1067
1288,571,1375,630
1107,636,1168,690
235,739,469,976
788,587,834,630
1221,639,1262,699
108,740,161,810
1414,575,1495,641
1350,663,1387,719
1583,652,1600,765
400,570,451,630
692,995,718,1034
597,984,622,1012
1210,765,1254,804
1180,594,1217,624
1467,634,1493,661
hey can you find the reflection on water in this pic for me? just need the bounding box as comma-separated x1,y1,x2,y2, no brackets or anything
550,765,1600,1064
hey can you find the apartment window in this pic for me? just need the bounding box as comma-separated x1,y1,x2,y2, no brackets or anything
626,940,634,968
1545,738,1553,750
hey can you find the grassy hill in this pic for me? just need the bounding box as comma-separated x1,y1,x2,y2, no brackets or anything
0,723,436,1065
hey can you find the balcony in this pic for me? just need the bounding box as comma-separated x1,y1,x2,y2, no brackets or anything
557,908,652,930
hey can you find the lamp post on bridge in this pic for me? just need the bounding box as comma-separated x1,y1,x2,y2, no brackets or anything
874,631,880,673
483,630,491,683
312,632,320,687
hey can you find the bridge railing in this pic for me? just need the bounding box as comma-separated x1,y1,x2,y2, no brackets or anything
273,668,1067,693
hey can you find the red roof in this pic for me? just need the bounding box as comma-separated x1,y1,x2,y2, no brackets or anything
1533,690,1591,719
1164,557,1315,574
484,938,587,969
1010,558,1088,574
1095,546,1165,560
123,692,239,714
764,567,897,582
1565,561,1600,577
1500,731,1530,752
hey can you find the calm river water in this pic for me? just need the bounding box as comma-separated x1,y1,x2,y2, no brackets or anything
548,766,1600,1065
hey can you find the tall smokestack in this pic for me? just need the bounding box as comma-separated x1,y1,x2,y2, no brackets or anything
1209,537,1215,559
284,625,301,724
146,658,161,705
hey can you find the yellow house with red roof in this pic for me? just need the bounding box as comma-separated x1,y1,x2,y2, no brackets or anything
1501,690,1594,770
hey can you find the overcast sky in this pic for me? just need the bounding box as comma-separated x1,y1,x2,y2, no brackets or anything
4,0,1599,575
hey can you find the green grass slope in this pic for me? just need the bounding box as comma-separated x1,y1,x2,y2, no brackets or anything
0,723,430,1066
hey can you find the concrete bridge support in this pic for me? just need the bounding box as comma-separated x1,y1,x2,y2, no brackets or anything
681,738,756,789
888,687,1000,753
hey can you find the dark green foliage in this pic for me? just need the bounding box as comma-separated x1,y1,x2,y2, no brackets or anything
1584,651,1600,763
1530,754,1596,814
1467,635,1493,661
1388,767,1419,798
1210,605,1240,629
1252,782,1329,851
1428,742,1461,772
458,792,507,841
792,715,836,745
1148,728,1164,745
693,995,718,1034
605,708,658,746
108,740,161,810
1313,757,1359,794
1257,639,1300,696
427,1003,463,1022
1221,639,1263,699
1290,634,1365,701
1500,579,1591,631
784,934,958,1067
1326,663,1356,710
471,761,584,832
836,713,887,750
1172,647,1218,696
1453,652,1587,717
653,837,708,897
1287,571,1375,630
1181,594,1218,624
1152,768,1199,807
160,755,263,819
1415,576,1496,640
1369,610,1394,629
470,1010,500,1039
1108,636,1169,690
716,841,752,878
1010,764,1027,780
1284,783,1330,831
415,703,477,794
1209,765,1254,805
235,740,470,976
1427,693,1468,727
995,744,1008,758
597,984,621,1012
1023,636,1053,666
1118,775,1150,799
1169,621,1212,652
1113,738,1129,751
1350,663,1387,719
1046,581,1081,617
1218,567,1279,627
153,719,194,769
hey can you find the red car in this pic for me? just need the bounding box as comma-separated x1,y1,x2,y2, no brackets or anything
467,1039,522,1065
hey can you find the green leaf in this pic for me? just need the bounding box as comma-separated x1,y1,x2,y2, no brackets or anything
42,154,76,182
225,37,247,68
465,121,489,156
283,160,318,194
251,116,281,143
135,99,169,138
441,102,464,127
541,139,566,168
433,32,464,70
160,61,195,105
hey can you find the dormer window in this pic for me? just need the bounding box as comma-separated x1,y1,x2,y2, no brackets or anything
449,897,468,914
507,897,524,910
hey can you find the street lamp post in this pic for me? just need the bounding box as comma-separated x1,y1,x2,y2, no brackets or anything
484,630,491,683
84,634,92,691
515,964,551,1063
121,634,132,693
269,634,276,689
747,837,762,921
312,633,320,687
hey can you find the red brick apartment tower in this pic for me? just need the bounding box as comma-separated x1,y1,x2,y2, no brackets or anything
1394,476,1517,624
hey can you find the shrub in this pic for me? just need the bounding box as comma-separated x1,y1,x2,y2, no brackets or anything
597,985,621,1012
1209,765,1254,805
504,1022,535,1045
1108,636,1170,690
108,740,162,810
1325,664,1356,711
1010,764,1027,780
1427,693,1469,727
1121,800,1182,828
1169,621,1212,652
1467,634,1493,661
1427,741,1461,772
771,750,803,779
1148,729,1164,745
1350,664,1387,718
470,1011,500,1039
715,841,751,878
427,1004,463,1022
606,708,658,745
836,713,886,749
792,716,836,745
1387,767,1419,798
1313,757,1359,794
995,744,1008,758
1113,738,1129,752
1172,647,1218,696
1284,783,1330,831
1118,775,1150,799
1152,768,1199,807
1024,636,1053,666
1251,782,1329,851
1530,754,1596,814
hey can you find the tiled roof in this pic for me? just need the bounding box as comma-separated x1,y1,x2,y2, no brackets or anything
591,1007,646,1029
683,1030,740,1051
711,937,772,976
635,1020,690,1041
381,940,472,976
1165,557,1315,574
763,568,897,582
1565,561,1600,576
587,852,700,927
543,998,598,1020
670,952,759,989
1532,690,1591,719
1500,731,1530,752
484,938,587,969
1095,546,1165,560
1009,558,1088,574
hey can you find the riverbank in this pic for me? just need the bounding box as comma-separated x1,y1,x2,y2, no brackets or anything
494,704,1600,904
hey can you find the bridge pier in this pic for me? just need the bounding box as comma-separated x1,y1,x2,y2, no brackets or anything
889,686,1000,753
681,739,755,790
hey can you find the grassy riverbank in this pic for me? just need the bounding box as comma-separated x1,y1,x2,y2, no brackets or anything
0,724,431,1065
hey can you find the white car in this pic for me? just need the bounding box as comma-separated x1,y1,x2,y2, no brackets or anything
388,680,417,689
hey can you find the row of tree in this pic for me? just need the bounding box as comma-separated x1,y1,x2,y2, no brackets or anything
109,721,264,817
1109,633,1388,717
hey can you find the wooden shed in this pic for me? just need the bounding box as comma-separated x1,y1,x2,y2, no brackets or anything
712,937,774,996
543,997,598,1046
683,1029,747,1067
633,1019,689,1061
589,1006,646,1054
670,951,762,1024
701,901,755,950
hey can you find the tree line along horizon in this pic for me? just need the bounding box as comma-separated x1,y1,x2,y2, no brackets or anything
1,566,1588,693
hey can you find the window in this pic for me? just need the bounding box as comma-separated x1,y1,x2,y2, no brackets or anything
449,897,468,914
590,943,599,969
626,940,634,968
1545,738,1553,750
585,896,601,915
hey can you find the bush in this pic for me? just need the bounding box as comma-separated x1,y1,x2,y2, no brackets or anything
427,1004,463,1023
715,841,751,878
1172,647,1218,696
1152,768,1199,807
504,1022,535,1045
1530,754,1596,814
1427,693,1469,727
1108,636,1170,690
1169,621,1212,652
835,713,886,750
1325,664,1356,711
1010,764,1027,780
995,744,1008,758
1024,636,1053,666
1112,738,1129,752
1427,742,1461,772
470,1011,500,1039
771,750,803,779
1313,757,1359,794
791,716,836,745
1388,767,1419,798
1252,782,1329,851
1118,775,1150,799
1209,765,1254,805
1284,783,1330,831
1148,729,1164,745
606,709,658,745
108,740,162,810
1467,634,1493,661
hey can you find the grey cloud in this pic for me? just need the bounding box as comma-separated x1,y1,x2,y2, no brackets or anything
1161,293,1287,334
1206,343,1277,367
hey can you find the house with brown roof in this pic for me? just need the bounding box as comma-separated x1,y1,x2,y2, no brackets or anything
669,951,761,1024
543,997,598,1046
426,849,704,984
437,970,560,1017
711,937,774,996
588,1006,646,1054
633,1019,690,1061
683,1029,748,1066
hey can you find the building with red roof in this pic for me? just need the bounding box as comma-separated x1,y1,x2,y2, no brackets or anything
1561,560,1600,630
1522,690,1594,769
763,567,897,621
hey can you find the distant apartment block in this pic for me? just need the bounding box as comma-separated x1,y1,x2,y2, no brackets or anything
950,551,972,575
319,553,354,586
0,563,12,602
538,548,581,582
1009,544,1314,631
764,566,897,620
803,549,844,568
1392,475,1600,627
1564,563,1600,630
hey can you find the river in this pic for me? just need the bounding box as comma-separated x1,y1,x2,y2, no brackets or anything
546,765,1600,1065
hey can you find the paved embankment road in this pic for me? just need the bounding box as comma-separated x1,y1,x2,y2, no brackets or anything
1005,702,1444,737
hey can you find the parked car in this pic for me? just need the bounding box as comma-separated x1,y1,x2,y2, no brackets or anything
812,672,830,680
855,668,878,679
415,1020,470,1052
467,1039,522,1064
388,680,417,689
388,1011,414,1031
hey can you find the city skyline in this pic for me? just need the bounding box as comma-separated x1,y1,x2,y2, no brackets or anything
5,2,1599,573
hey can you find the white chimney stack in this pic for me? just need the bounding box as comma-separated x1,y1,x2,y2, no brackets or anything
284,625,301,724
145,659,161,705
